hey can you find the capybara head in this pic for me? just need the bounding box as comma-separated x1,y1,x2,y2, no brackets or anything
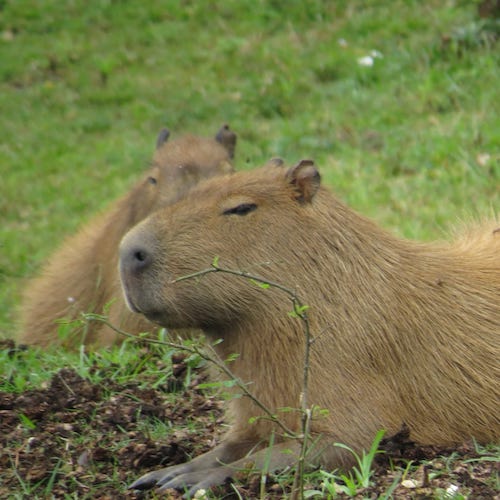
125,124,236,227
119,160,323,330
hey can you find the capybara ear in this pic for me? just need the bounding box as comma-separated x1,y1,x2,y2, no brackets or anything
156,128,170,149
266,157,285,167
215,124,237,159
286,159,321,203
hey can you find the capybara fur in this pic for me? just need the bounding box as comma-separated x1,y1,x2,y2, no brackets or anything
19,125,236,348
119,161,499,495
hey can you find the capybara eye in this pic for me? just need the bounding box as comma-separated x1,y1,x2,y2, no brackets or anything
223,203,257,216
148,176,157,185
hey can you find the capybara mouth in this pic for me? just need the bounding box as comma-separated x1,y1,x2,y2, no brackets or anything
141,310,168,326
122,290,141,314
119,275,145,315
124,293,164,325
121,282,165,324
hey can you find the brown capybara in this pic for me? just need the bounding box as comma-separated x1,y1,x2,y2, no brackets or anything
119,160,499,496
19,125,236,349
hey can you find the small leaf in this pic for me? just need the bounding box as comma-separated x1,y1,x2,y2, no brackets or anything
197,381,225,389
250,279,270,289
296,304,310,314
288,303,310,318
225,353,240,363
19,413,36,430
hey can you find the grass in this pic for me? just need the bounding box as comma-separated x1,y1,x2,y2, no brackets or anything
304,429,386,497
0,0,498,497
0,319,206,394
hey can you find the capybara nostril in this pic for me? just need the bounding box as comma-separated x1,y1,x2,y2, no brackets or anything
120,243,152,276
134,248,149,265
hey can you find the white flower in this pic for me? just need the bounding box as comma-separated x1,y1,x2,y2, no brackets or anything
358,49,383,67
476,153,490,166
357,56,374,67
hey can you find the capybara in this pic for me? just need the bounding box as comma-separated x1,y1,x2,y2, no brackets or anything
19,125,236,348
119,160,499,496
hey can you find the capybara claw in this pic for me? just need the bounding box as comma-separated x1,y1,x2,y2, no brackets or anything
128,469,167,491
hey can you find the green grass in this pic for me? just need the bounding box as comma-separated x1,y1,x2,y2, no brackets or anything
305,429,387,497
0,1,498,496
1,0,499,335
0,333,181,393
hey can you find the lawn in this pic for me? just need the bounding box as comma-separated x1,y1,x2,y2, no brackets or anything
0,0,498,498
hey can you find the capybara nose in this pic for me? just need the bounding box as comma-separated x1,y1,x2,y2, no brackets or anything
120,244,152,276
127,246,151,272
119,230,154,278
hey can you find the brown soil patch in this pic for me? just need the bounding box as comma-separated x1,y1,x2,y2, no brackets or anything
1,340,497,499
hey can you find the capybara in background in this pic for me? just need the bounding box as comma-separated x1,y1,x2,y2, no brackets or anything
120,161,499,496
19,125,236,348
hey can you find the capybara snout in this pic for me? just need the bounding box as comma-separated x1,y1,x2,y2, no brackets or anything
119,226,157,313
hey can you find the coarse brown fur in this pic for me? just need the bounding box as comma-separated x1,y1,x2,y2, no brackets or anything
19,125,236,348
119,161,499,495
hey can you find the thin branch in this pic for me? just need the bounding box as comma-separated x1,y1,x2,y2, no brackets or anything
172,263,298,297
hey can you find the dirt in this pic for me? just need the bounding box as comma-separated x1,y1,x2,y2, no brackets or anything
1,339,498,499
